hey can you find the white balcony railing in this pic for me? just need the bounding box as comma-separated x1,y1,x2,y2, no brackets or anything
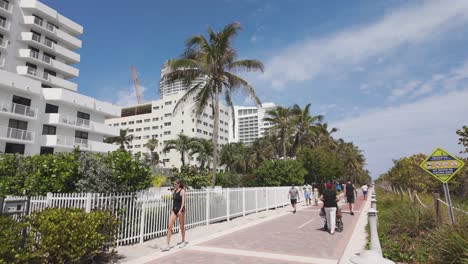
33,16,43,27
30,49,40,60
26,66,37,76
58,114,90,128
0,19,9,30
0,101,38,118
56,135,89,149
0,126,34,142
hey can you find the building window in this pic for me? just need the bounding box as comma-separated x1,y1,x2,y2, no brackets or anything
165,101,172,105
135,136,141,140
136,128,142,132
164,122,171,126
45,103,58,113
129,121,135,124
152,135,158,138
42,125,56,135
164,131,171,135
144,119,150,122
164,113,171,117
136,120,142,124
12,95,31,107
121,122,127,125
144,127,150,131
143,135,150,139
197,129,201,133
153,106,160,110
135,145,141,148
113,123,119,127
152,126,158,130
75,131,88,140
181,120,184,124
203,122,208,126
77,111,90,120
5,143,25,154
152,118,159,121
40,147,54,155
9,119,27,130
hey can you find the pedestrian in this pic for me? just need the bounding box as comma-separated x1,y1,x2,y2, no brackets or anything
336,182,342,193
303,183,312,206
345,179,355,215
162,179,188,251
361,184,369,200
288,185,300,213
320,182,339,235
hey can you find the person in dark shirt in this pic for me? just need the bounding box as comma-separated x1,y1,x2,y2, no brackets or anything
345,179,355,215
320,182,339,235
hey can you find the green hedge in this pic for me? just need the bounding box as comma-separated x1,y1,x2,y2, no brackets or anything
0,208,117,264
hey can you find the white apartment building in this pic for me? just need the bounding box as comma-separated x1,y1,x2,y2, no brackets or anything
105,93,231,169
0,0,119,155
229,102,277,144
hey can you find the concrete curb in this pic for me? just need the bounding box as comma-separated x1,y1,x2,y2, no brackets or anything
338,188,372,264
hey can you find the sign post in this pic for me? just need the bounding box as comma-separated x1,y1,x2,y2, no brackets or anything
420,147,465,226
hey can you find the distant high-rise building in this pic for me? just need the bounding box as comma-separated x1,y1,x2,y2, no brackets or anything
0,0,120,155
229,103,278,144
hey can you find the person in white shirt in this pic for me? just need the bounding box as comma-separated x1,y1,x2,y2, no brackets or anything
361,184,369,200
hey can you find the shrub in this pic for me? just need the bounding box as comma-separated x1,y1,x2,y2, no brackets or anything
254,159,306,186
28,208,117,264
173,166,211,189
0,216,41,264
424,224,468,264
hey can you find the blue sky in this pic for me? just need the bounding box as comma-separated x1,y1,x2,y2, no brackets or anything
44,0,468,178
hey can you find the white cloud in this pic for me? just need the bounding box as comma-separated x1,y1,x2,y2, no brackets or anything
115,86,148,106
332,88,468,178
260,0,468,88
388,80,421,101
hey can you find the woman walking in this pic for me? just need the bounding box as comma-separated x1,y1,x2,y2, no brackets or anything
320,182,339,235
162,179,188,251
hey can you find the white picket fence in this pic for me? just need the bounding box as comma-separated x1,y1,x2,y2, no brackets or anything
6,187,291,246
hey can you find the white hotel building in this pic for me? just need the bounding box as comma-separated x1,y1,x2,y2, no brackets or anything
229,102,277,145
0,0,119,155
105,65,231,169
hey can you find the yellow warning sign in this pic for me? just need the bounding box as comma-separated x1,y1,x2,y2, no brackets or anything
420,148,465,183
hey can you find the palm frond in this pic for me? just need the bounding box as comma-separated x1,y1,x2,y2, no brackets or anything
172,81,204,114
228,59,264,73
224,72,261,105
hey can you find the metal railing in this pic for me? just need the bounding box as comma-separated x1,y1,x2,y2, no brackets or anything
33,17,43,27
30,49,39,60
0,101,37,118
58,114,91,128
26,66,37,76
0,126,34,142
46,23,56,32
0,19,7,29
0,38,7,48
4,187,291,246
55,135,89,149
31,33,41,43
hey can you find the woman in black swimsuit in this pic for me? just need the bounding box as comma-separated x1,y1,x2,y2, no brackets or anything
162,179,187,251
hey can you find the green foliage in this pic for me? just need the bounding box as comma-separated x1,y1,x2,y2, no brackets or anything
151,174,166,187
28,208,117,264
424,224,468,264
172,166,211,189
254,159,306,186
0,216,40,264
456,125,468,153
298,147,345,185
0,149,152,195
216,172,256,187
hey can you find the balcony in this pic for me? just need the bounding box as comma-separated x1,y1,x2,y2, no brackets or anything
42,88,121,117
20,32,80,63
0,126,35,143
0,38,7,50
18,49,79,78
16,66,78,91
0,101,38,120
0,69,42,95
23,16,82,49
0,57,4,68
43,135,118,153
20,0,83,36
45,113,120,137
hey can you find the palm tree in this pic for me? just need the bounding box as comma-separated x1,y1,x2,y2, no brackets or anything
220,142,248,173
165,22,264,186
291,103,323,152
106,129,133,150
248,137,274,169
163,133,194,168
145,138,159,165
311,122,338,149
190,138,214,170
264,107,294,159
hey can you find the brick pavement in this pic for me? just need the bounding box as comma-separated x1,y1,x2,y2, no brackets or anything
147,196,365,264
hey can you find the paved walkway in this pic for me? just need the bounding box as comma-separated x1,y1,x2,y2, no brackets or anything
121,194,367,264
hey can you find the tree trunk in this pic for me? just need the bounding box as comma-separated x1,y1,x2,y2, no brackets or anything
181,152,185,168
211,91,220,187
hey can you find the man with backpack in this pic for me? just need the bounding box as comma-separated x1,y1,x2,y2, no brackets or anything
345,179,355,215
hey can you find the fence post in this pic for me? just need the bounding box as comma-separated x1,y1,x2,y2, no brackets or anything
242,188,246,217
85,193,92,213
226,188,230,221
46,192,52,207
139,199,146,244
206,190,210,225
255,188,258,213
433,192,442,224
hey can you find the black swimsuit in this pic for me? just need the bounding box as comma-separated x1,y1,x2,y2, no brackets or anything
173,190,185,214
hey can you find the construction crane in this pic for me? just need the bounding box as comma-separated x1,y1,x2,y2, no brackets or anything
130,65,142,104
